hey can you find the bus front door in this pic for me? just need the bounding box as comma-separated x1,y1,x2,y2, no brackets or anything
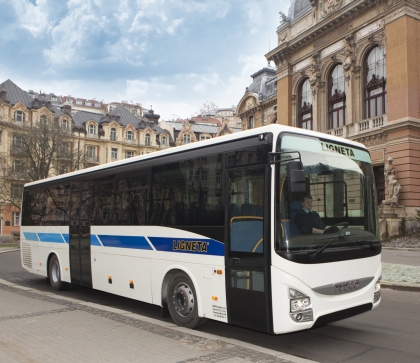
226,165,271,333
69,189,93,288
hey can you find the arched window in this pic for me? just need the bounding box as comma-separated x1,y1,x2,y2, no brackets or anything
248,115,254,129
298,79,313,130
365,46,386,118
40,114,47,126
110,128,117,141
14,111,25,123
88,124,96,134
328,64,346,130
145,133,151,146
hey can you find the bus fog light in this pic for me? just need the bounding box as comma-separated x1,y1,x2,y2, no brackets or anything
290,310,313,323
289,288,313,323
374,276,381,303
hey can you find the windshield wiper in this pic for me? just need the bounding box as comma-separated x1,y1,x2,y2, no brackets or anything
308,234,343,261
355,240,381,252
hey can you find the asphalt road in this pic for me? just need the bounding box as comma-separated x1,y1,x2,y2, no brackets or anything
382,248,420,266
1,250,419,363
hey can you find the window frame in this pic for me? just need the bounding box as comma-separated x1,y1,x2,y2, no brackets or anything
328,63,346,130
297,78,313,130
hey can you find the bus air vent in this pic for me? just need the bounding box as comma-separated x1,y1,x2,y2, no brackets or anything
21,243,32,269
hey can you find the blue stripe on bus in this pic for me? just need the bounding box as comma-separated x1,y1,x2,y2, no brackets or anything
37,233,66,243
23,232,39,241
91,235,102,246
62,234,69,243
97,235,152,250
148,237,224,256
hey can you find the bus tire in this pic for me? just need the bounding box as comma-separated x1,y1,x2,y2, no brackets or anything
48,255,68,291
167,272,208,329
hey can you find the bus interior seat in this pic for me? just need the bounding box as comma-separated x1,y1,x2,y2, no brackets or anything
230,218,263,253
230,203,240,217
241,203,263,217
289,200,302,236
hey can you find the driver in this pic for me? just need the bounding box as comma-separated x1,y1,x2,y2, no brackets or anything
294,195,325,234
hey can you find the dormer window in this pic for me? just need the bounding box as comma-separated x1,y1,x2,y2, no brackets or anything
76,100,83,105
161,136,167,145
95,103,100,107
183,134,191,144
40,114,47,126
145,133,151,146
66,99,73,104
14,111,25,123
110,128,117,141
61,119,69,130
126,131,134,141
88,124,96,135
86,102,92,106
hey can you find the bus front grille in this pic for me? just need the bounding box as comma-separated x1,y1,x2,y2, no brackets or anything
21,243,32,269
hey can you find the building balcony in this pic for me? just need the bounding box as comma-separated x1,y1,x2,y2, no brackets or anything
159,144,170,149
325,114,387,139
125,138,137,145
85,155,99,164
87,133,99,139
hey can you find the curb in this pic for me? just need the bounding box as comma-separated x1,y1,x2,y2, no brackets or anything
0,248,20,254
381,281,420,292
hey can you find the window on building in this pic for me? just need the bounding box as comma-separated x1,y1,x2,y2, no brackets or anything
111,148,118,159
201,135,211,141
298,78,313,130
76,100,83,105
183,134,191,144
145,133,151,146
328,64,346,130
87,146,96,158
61,118,69,130
67,99,73,104
40,114,47,126
126,131,134,141
365,46,387,118
125,151,134,158
95,103,100,107
12,212,20,226
161,136,167,146
12,135,23,148
88,124,96,134
11,184,23,199
110,128,117,141
248,115,254,129
86,102,92,106
51,97,57,102
12,160,24,173
14,110,25,123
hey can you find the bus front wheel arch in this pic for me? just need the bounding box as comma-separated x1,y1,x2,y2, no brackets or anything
166,271,208,329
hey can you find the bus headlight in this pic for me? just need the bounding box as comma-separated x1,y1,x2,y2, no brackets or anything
289,288,313,322
374,276,381,303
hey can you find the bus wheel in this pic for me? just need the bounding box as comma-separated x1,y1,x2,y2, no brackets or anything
167,272,208,329
48,255,67,291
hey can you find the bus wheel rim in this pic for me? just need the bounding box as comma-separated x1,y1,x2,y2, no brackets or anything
172,282,194,317
52,261,60,283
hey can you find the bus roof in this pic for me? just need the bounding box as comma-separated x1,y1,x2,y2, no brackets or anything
24,124,368,188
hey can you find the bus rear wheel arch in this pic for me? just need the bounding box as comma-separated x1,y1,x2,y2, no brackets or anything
167,271,208,329
48,254,69,291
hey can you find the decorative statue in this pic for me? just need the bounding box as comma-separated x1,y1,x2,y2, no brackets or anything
382,157,401,207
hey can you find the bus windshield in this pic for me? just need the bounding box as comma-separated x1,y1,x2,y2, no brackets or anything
276,134,379,259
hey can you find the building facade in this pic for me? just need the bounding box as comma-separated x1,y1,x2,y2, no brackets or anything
0,79,170,237
262,0,420,235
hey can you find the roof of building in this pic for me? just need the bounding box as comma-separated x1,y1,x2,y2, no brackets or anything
165,120,241,134
0,79,36,108
288,0,312,21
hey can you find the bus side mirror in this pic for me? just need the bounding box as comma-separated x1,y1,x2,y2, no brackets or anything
287,161,306,193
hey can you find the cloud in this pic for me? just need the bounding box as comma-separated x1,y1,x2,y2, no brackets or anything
11,0,53,37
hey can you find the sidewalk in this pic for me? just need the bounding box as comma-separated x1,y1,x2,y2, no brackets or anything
0,278,314,363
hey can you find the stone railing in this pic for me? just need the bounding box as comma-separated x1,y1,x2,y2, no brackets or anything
325,114,387,139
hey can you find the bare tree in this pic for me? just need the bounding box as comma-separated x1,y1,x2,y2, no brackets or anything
0,116,86,210
198,101,219,116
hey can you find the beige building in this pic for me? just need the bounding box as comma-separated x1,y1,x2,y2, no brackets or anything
0,79,170,237
259,0,420,236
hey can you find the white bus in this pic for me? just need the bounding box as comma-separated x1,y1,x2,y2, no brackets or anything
20,124,381,334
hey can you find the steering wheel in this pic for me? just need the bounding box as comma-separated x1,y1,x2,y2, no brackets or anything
323,222,349,234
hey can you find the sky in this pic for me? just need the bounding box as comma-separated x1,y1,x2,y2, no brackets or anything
0,0,289,120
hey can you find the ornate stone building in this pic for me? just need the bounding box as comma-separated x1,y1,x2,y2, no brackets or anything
262,0,420,235
237,66,278,130
0,79,170,237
